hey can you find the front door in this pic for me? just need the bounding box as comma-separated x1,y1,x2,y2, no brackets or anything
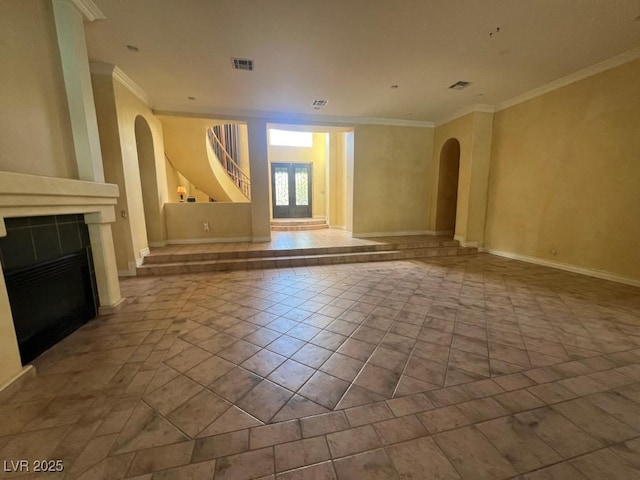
272,163,312,218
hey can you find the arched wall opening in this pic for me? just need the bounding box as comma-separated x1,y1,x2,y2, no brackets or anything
134,115,162,245
435,138,461,234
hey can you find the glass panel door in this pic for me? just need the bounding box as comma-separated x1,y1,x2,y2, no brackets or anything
274,167,289,206
271,163,312,218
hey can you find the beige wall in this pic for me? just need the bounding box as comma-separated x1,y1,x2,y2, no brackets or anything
92,74,135,272
327,133,348,228
268,132,328,218
0,0,77,179
432,111,493,245
113,80,168,251
165,157,208,203
160,116,249,203
433,114,473,239
165,203,252,241
345,132,355,232
352,125,433,235
485,59,640,281
237,124,251,176
247,118,271,241
93,70,168,270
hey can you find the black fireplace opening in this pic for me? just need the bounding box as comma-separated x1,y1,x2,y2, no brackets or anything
0,215,99,364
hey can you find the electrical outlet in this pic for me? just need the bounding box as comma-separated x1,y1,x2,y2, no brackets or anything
203,222,210,232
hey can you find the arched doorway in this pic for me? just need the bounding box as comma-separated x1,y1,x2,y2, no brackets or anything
435,138,460,234
134,115,162,245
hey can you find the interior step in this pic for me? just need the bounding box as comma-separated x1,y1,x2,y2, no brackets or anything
137,243,477,276
270,218,328,231
142,239,460,264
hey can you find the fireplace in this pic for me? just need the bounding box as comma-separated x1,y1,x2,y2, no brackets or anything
0,215,98,364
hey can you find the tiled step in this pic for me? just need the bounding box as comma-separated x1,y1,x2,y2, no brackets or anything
142,239,460,264
137,244,477,275
270,218,328,231
271,224,329,231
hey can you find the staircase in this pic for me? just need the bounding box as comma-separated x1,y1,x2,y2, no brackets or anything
136,238,477,276
207,126,251,199
271,218,329,231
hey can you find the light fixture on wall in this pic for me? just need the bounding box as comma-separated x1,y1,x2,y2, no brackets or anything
177,186,186,202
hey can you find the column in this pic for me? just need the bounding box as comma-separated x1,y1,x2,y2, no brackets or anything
0,264,24,387
52,0,105,183
0,220,27,387
85,213,125,314
247,118,271,242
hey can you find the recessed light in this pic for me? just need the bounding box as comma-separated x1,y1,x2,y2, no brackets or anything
187,96,196,100
448,81,472,90
390,85,399,89
126,45,139,52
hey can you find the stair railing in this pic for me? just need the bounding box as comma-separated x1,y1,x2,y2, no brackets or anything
207,127,251,199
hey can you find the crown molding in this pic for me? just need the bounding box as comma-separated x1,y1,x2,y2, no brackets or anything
152,105,434,128
89,61,115,76
70,0,106,21
90,62,152,107
113,67,152,106
497,46,640,111
434,104,496,127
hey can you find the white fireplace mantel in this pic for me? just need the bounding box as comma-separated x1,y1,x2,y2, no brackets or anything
0,171,119,229
0,170,123,390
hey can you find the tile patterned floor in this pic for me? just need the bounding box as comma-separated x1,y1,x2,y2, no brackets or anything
2,253,640,479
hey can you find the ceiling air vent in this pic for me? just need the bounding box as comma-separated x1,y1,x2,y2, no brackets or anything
312,99,328,107
449,80,472,90
232,58,254,71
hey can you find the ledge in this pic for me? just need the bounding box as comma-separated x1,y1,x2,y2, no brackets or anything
0,171,120,234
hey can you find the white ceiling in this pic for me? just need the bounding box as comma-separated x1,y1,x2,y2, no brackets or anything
85,0,640,124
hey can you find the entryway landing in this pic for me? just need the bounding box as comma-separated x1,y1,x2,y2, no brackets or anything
137,230,476,275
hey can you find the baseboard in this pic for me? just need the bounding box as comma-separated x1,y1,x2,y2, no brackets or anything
148,241,167,248
119,261,137,277
252,236,272,243
98,297,127,315
167,237,254,245
353,230,434,238
452,235,478,248
486,248,640,288
0,365,36,403
425,230,453,236
329,224,346,230
135,248,150,267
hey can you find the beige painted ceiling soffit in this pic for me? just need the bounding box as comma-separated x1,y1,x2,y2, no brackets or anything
69,0,106,22
90,62,152,107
